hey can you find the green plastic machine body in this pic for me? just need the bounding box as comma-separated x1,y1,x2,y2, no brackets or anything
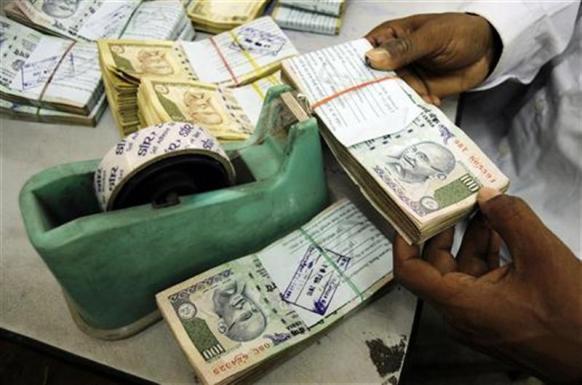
19,86,328,339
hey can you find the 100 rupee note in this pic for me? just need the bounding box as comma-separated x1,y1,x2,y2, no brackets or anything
282,39,509,244
157,200,393,385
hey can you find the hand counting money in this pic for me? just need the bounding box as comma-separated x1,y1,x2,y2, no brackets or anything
156,199,393,385
282,39,510,244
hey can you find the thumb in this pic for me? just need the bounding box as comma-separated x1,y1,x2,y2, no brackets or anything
477,188,564,271
365,27,434,70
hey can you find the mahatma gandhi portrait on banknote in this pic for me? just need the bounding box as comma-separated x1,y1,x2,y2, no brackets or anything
42,0,80,19
384,141,456,185
212,280,268,342
183,90,225,126
137,49,174,76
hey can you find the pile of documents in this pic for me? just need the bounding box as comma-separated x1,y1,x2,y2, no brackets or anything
99,17,298,138
273,0,345,35
282,40,509,244
185,0,269,34
0,0,194,126
157,199,394,385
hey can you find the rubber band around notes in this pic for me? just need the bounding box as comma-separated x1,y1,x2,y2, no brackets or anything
209,36,239,86
310,75,397,110
38,41,77,103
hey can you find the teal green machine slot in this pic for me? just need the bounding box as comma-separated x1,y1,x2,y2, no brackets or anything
19,85,328,339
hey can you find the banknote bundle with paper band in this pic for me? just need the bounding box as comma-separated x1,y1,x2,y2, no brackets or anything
282,39,510,244
0,16,105,126
137,74,281,140
272,0,345,35
0,1,194,126
279,0,345,16
98,17,298,137
157,199,393,385
185,0,269,34
4,0,196,42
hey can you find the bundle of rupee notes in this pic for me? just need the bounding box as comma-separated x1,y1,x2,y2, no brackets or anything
1,1,509,383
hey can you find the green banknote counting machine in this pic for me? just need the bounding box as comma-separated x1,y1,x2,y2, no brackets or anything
19,86,328,339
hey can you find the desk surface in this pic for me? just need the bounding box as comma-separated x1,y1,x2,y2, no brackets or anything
0,2,458,384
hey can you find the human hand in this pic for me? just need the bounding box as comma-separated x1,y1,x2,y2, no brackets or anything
394,188,582,383
365,13,501,105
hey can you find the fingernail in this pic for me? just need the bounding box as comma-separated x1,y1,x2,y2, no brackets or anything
478,187,500,206
365,48,391,67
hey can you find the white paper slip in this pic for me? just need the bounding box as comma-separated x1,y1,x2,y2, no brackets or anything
283,39,422,147
258,200,392,327
181,17,298,85
77,1,137,41
9,35,72,99
230,73,281,126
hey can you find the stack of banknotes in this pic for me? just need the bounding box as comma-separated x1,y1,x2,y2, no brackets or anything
272,0,345,35
282,39,510,244
98,17,298,139
157,199,394,385
185,0,269,34
1,0,195,126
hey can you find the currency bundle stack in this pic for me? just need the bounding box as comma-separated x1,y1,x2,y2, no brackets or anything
98,17,298,138
273,0,345,35
282,39,510,244
137,74,281,141
157,200,394,385
0,16,105,126
4,0,195,42
1,0,195,126
185,0,269,34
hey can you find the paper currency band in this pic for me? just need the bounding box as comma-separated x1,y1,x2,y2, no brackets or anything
310,75,397,110
228,30,265,97
298,228,364,301
209,36,240,85
37,41,77,103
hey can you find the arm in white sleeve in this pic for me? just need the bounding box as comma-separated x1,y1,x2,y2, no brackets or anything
460,1,579,90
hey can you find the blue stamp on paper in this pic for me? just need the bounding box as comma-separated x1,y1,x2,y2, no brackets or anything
283,245,351,316
229,27,286,57
18,55,60,91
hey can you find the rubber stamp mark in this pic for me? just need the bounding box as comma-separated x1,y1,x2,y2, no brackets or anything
229,27,286,57
282,245,351,315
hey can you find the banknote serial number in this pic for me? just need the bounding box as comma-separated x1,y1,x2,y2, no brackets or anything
211,342,272,375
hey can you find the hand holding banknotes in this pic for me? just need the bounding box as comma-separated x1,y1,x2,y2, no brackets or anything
364,13,501,104
394,188,582,383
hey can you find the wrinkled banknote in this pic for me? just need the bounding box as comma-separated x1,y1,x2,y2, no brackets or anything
157,199,393,385
138,73,281,140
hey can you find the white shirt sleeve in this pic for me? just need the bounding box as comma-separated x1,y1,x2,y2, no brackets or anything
460,1,579,90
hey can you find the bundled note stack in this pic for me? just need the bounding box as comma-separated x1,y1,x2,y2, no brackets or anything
185,0,269,34
157,200,394,385
272,0,345,35
137,74,281,141
98,17,297,138
1,0,194,126
282,40,510,244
